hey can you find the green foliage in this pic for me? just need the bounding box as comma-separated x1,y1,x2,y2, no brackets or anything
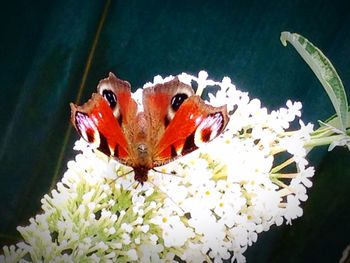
281,32,349,132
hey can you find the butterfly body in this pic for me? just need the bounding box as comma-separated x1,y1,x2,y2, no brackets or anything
71,73,229,183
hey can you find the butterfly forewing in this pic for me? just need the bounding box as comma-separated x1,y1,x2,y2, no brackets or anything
142,78,195,147
97,73,137,126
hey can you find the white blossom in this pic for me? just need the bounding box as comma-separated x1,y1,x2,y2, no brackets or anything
1,71,319,262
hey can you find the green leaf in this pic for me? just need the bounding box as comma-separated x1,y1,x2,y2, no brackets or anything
319,106,350,131
280,31,349,131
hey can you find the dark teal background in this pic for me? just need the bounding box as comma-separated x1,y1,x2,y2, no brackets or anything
1,0,350,262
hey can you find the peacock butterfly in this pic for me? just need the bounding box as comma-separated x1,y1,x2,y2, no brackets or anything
70,73,229,183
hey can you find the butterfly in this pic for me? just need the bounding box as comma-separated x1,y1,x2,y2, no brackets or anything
70,73,229,184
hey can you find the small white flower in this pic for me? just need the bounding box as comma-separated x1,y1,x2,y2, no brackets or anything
108,227,116,235
111,242,122,249
163,216,194,247
298,120,314,140
178,72,193,86
294,166,314,188
284,195,303,224
121,223,133,233
286,100,302,118
290,182,308,202
150,234,158,245
328,134,350,151
180,242,206,263
139,243,164,263
122,233,131,245
140,224,149,233
127,249,138,261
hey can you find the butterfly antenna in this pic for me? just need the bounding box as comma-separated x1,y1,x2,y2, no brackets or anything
147,178,185,214
151,168,183,179
108,168,134,187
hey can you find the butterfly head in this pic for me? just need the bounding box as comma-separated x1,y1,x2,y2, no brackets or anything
133,166,150,184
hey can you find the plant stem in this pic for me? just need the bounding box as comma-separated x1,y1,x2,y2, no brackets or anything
304,134,345,149
271,158,295,173
271,173,298,179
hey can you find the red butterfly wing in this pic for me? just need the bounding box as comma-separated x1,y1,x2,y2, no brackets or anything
142,78,229,167
97,73,138,129
142,77,195,149
71,73,138,165
154,96,228,166
70,94,130,162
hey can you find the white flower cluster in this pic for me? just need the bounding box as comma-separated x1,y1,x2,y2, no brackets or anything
1,71,315,263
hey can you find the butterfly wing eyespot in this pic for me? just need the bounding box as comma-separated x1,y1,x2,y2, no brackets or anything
74,111,101,148
97,72,135,126
171,93,188,111
153,96,229,166
194,112,226,147
166,90,193,125
102,89,117,109
101,89,122,126
70,93,130,163
142,77,195,148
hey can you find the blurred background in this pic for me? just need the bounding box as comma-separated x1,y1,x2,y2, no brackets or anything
1,0,349,262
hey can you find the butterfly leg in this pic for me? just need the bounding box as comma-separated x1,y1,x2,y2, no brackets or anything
118,169,134,177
